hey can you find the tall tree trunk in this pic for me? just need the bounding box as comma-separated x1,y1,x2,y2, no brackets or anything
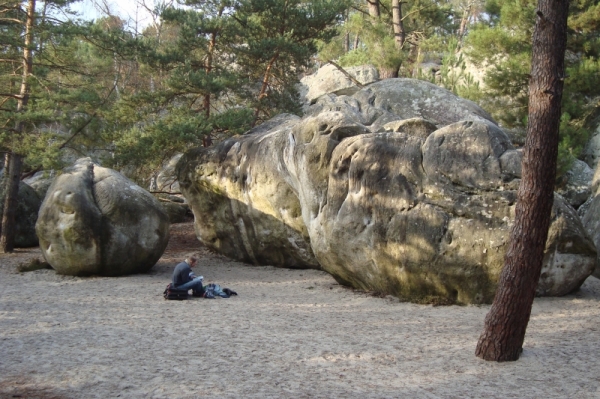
1,0,35,253
0,154,23,252
392,0,405,50
475,0,569,362
353,34,360,51
367,0,380,18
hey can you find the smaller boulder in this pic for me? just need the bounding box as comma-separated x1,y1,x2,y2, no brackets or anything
160,201,191,224
582,119,600,170
24,170,55,200
299,64,379,105
555,159,593,209
155,154,182,193
36,158,170,276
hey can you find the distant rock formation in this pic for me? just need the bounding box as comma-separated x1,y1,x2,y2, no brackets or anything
178,78,596,304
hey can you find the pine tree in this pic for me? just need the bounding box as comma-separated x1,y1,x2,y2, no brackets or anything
0,1,127,250
475,0,570,362
319,0,458,79
102,1,253,179
465,0,600,175
232,0,351,125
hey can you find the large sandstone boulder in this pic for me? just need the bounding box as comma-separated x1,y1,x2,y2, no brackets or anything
36,158,170,276
0,181,41,247
178,78,597,303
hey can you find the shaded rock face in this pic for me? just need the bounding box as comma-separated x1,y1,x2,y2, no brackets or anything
581,162,600,279
36,158,170,276
24,170,55,200
178,78,596,303
160,201,191,224
0,182,41,248
154,153,182,193
555,159,593,209
582,119,600,170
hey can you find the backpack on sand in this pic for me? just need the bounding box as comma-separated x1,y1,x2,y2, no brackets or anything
163,283,189,300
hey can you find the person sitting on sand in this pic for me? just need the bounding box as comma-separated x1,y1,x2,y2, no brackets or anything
172,255,204,296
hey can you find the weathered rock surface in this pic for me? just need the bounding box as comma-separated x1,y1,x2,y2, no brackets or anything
556,159,594,209
0,181,41,247
36,158,170,276
178,78,596,303
580,161,600,279
24,170,55,200
154,153,182,193
298,64,379,105
160,200,191,224
582,118,600,170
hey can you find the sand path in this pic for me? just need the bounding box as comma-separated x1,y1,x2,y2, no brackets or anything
1,222,599,398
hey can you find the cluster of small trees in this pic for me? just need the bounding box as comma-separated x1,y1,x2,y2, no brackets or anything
0,0,350,250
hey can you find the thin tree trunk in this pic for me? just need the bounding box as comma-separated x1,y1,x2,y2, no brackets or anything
344,32,350,53
353,34,360,51
1,0,35,253
457,4,472,50
0,153,8,238
327,60,365,88
458,5,472,39
252,53,279,127
392,0,405,50
203,30,218,119
475,0,570,362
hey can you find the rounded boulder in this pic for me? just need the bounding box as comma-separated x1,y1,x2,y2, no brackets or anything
36,158,170,276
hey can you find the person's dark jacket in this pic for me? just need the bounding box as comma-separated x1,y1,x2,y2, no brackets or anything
172,261,193,287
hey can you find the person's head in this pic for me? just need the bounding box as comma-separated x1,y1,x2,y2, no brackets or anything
185,255,198,267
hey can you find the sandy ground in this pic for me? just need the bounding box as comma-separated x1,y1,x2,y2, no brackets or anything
0,222,599,399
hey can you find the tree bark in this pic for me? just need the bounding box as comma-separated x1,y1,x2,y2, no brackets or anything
457,4,472,48
1,0,35,253
0,153,22,252
203,30,218,119
252,53,279,127
344,31,350,53
392,0,405,50
367,0,380,18
475,0,570,362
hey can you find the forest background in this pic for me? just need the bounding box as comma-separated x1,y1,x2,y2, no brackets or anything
1,0,600,205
